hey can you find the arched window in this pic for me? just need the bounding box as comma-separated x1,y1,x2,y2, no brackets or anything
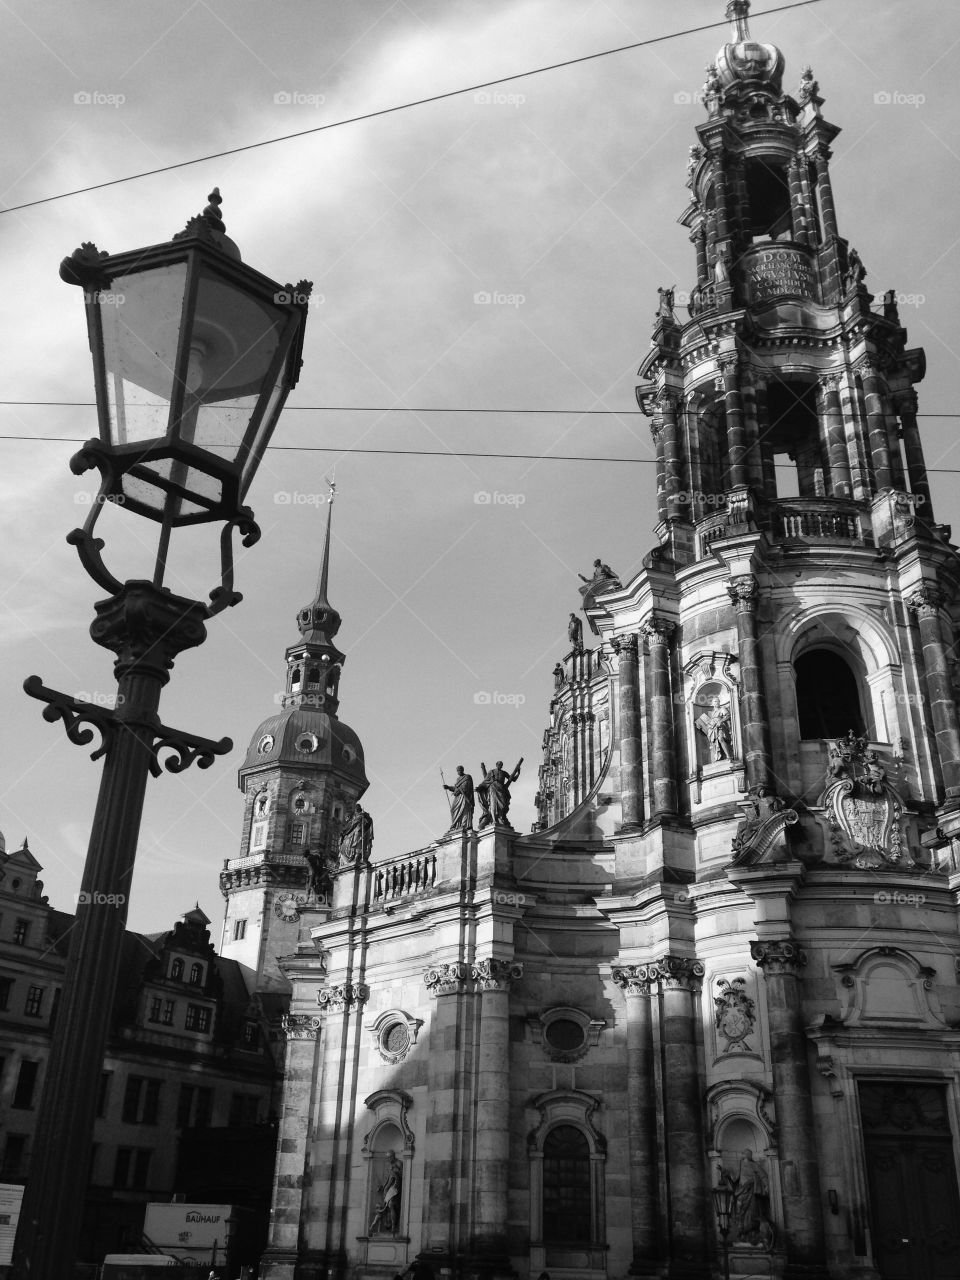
290,666,302,690
543,1126,592,1243
528,1089,606,1272
764,380,823,499
189,963,203,987
171,959,183,981
795,650,865,739
744,158,792,242
307,666,320,686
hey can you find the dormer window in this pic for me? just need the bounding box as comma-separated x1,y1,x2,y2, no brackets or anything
189,963,203,987
171,959,183,982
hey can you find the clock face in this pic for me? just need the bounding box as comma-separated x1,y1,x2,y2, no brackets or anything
274,892,306,922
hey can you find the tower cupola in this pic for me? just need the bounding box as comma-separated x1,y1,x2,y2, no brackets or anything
714,0,785,96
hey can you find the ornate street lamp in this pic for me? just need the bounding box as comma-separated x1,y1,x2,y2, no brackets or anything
712,1182,736,1280
12,191,310,1279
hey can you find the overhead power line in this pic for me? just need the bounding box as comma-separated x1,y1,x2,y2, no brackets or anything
0,0,828,216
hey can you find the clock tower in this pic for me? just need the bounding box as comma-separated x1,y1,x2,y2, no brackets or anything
219,488,368,991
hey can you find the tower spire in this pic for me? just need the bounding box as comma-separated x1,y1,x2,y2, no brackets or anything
297,478,342,648
726,0,751,41
313,478,336,612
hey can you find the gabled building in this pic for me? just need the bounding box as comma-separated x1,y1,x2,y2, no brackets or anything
0,836,281,1261
253,5,960,1280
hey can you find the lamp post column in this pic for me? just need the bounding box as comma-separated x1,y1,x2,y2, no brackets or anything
14,582,222,1280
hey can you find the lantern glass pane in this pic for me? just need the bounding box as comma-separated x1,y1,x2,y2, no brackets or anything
179,266,287,461
239,367,289,499
99,263,189,444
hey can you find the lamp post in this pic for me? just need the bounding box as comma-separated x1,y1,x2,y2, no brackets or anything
12,191,310,1279
711,1182,736,1280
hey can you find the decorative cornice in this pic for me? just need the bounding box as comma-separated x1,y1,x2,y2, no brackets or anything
472,957,523,991
282,1013,322,1041
423,961,470,996
316,982,369,1012
750,939,807,975
654,955,705,991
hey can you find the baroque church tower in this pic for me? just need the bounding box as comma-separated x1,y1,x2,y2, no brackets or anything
261,7,960,1280
219,491,368,991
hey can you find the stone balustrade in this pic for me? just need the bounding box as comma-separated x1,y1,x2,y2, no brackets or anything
371,850,438,903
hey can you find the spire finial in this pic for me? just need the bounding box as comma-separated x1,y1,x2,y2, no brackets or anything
202,188,226,234
726,0,751,40
314,477,336,608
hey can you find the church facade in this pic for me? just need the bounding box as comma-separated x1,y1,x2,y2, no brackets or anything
246,5,960,1279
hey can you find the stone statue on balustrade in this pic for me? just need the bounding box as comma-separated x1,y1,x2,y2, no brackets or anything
578,559,622,610
442,765,475,831
568,612,584,653
476,759,523,829
338,802,374,865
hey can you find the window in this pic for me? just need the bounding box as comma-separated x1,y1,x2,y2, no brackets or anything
290,822,305,844
12,1061,39,1110
744,157,792,242
96,1071,112,1119
0,977,12,1011
12,919,28,947
23,987,43,1018
122,1076,162,1125
185,1004,211,1033
189,963,203,987
177,1085,213,1129
1,1135,27,1179
241,1020,261,1050
161,999,174,1026
114,1147,151,1190
795,650,865,739
251,823,267,850
233,919,247,941
228,1093,261,1127
170,958,183,981
764,380,823,500
307,665,320,685
148,996,162,1023
543,1126,592,1242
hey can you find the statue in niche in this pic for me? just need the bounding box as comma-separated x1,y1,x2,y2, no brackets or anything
568,612,584,653
338,803,373,865
476,759,523,829
718,1151,775,1249
368,1150,403,1235
442,765,475,831
696,694,734,762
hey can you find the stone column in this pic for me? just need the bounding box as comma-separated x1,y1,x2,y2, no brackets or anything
692,225,708,287
471,957,522,1259
261,1015,324,1280
422,963,473,1255
613,634,643,830
712,155,731,241
788,158,807,243
857,357,892,492
651,417,668,524
656,956,709,1278
894,388,932,512
907,586,960,803
740,366,762,491
726,576,773,793
719,356,748,490
642,618,677,817
817,374,852,498
612,965,660,1275
750,940,828,1279
812,150,838,241
659,390,685,521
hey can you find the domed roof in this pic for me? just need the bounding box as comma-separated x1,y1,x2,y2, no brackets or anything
715,0,784,93
242,703,367,788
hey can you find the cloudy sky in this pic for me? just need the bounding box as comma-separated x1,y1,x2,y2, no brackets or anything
1,0,957,935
